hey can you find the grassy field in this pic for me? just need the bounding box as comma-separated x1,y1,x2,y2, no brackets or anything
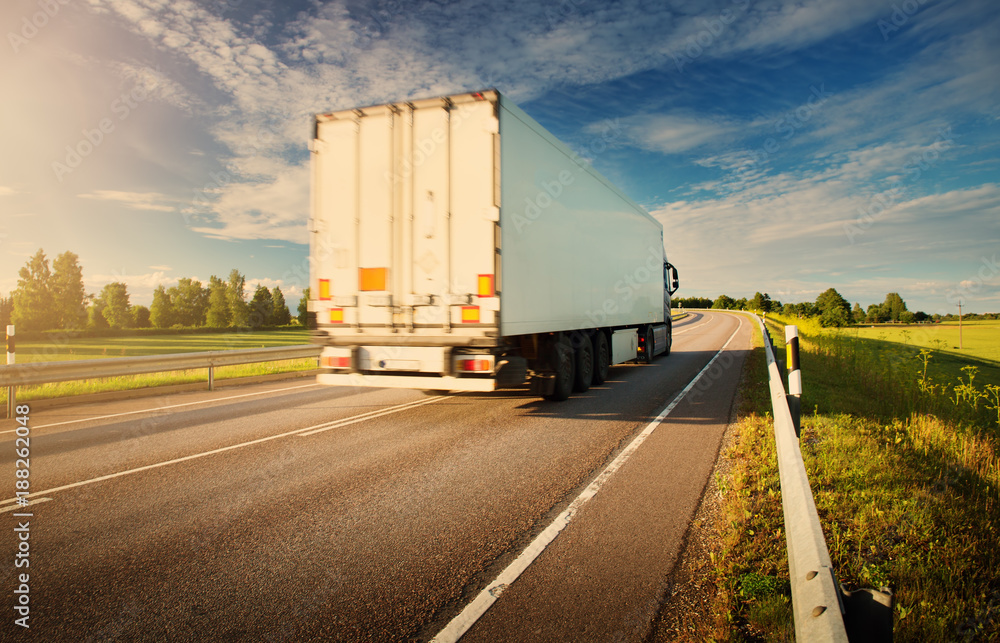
848,320,1000,363
688,313,1000,641
3,329,316,404
15,328,312,362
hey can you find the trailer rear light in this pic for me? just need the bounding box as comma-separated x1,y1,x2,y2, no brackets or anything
460,359,492,372
461,306,480,323
318,279,331,300
477,274,495,297
322,356,351,368
359,267,387,291
330,308,344,323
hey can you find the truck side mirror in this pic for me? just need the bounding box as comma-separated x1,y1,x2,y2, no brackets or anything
665,262,680,295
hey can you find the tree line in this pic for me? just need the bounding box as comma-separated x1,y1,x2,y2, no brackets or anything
674,288,996,327
1,249,308,332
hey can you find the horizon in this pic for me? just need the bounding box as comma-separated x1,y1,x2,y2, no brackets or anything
2,0,998,315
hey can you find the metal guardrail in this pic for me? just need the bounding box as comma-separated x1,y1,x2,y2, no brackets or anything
755,315,892,642
757,315,851,641
2,345,321,415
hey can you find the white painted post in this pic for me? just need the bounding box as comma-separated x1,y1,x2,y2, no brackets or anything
6,325,14,419
786,325,802,435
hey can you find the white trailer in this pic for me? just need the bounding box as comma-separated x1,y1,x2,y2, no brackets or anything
309,89,679,400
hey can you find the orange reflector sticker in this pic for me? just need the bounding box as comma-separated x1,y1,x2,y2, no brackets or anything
322,356,350,368
359,267,387,291
461,306,480,323
330,308,344,323
477,274,495,297
318,279,331,300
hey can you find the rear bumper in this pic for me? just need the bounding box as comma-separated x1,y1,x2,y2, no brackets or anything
317,372,497,392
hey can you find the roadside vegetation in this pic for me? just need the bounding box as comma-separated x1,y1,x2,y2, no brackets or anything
1,248,312,334
666,312,999,641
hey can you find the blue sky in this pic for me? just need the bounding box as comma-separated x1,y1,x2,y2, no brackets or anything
2,0,998,314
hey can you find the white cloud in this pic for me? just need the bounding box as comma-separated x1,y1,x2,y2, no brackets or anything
86,270,176,304
86,0,930,244
77,190,176,212
617,114,740,154
189,163,310,243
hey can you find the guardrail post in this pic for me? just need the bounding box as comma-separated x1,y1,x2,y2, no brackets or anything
208,364,215,391
6,325,14,419
785,325,801,436
841,586,894,642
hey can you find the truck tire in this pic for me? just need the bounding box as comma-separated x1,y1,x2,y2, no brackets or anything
663,321,672,357
572,336,593,393
641,327,654,364
544,337,575,401
592,331,610,385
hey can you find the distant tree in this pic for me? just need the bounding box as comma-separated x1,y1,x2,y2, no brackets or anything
11,249,56,331
900,310,915,324
205,276,231,328
782,303,796,316
271,286,291,325
169,278,209,327
132,305,151,328
675,296,711,308
712,294,735,310
851,303,865,324
749,292,772,313
87,298,109,330
99,282,132,329
150,285,175,329
795,302,817,317
734,297,748,311
248,285,274,329
51,251,87,329
913,311,929,323
815,288,850,327
815,288,849,322
0,294,12,328
297,287,311,326
227,269,249,327
880,292,908,323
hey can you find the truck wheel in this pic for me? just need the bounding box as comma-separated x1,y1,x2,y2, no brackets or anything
641,327,654,364
592,332,610,385
663,321,672,357
572,336,593,393
544,337,575,401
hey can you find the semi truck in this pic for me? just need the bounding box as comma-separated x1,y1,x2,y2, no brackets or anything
308,89,679,400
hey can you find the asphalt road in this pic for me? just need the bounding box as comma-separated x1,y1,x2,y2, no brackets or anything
0,311,751,642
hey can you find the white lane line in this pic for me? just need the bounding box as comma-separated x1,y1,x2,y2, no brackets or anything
0,396,446,506
297,396,444,436
673,311,720,336
431,317,745,643
0,498,52,513
1,382,323,434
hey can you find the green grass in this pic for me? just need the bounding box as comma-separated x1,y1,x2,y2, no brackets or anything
850,320,1000,363
711,317,794,641
3,329,316,404
757,315,999,641
669,313,1000,641
14,328,311,362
